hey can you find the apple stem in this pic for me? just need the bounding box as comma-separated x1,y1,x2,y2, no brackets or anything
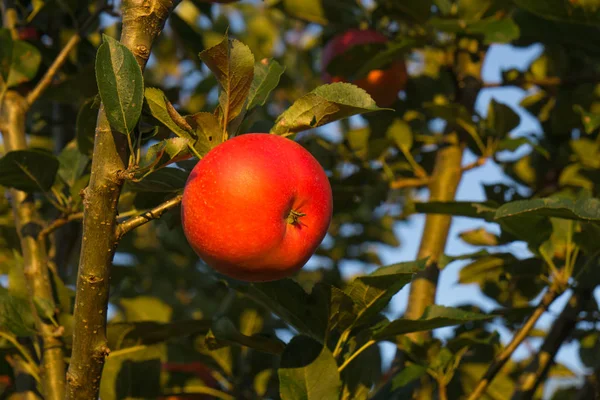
287,209,306,225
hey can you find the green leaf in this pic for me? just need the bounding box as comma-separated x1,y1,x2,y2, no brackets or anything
459,228,500,246
371,305,493,341
57,144,89,187
494,195,600,222
487,99,520,138
139,137,191,174
76,97,101,156
344,260,426,329
247,59,285,110
415,201,498,221
126,168,188,192
144,87,194,140
240,280,329,341
278,335,341,400
95,34,144,134
119,296,172,322
107,319,212,350
185,112,222,157
394,1,432,22
515,0,600,26
281,0,357,24
100,343,166,400
391,363,428,390
5,39,41,88
574,105,600,134
387,119,413,150
0,150,59,192
0,288,36,336
33,297,55,321
457,0,497,19
430,17,520,44
271,83,385,136
205,317,285,355
199,35,254,136
0,29,13,86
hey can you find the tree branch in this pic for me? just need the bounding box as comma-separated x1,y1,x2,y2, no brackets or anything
511,289,592,400
389,177,430,190
467,287,561,400
38,211,84,240
25,34,81,107
65,1,178,398
0,92,66,400
116,193,183,239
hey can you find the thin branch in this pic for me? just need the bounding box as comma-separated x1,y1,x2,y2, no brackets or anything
38,211,84,240
389,177,430,190
25,2,111,108
511,289,592,400
25,34,81,107
467,287,561,400
1,91,66,400
482,75,600,89
462,155,488,173
116,193,183,239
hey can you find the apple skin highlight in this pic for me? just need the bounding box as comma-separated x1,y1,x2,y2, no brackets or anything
181,133,333,282
321,28,408,107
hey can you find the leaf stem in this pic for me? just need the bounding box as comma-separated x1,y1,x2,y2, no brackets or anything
337,340,376,373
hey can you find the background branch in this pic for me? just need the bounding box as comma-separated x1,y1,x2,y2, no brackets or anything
467,287,561,400
0,92,66,400
511,289,592,400
65,1,179,398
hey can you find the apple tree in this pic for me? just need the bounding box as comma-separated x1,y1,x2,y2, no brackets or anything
0,0,599,399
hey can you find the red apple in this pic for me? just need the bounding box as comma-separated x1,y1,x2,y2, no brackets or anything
321,29,408,107
181,133,333,282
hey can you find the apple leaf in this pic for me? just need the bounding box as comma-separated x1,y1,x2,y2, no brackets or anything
76,96,101,156
138,137,191,174
100,343,166,400
199,34,254,139
144,87,195,140
247,59,285,110
185,112,221,157
271,83,385,136
278,335,342,400
0,288,36,336
514,0,600,26
126,168,188,192
107,319,212,350
6,40,41,88
494,196,600,221
205,317,286,355
95,34,144,135
0,150,59,192
344,260,426,329
370,305,493,341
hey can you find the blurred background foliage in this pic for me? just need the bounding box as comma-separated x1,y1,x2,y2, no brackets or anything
1,0,600,399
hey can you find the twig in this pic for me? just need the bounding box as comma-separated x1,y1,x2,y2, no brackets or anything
390,177,430,190
467,287,561,400
482,75,600,89
25,34,81,107
0,332,41,383
461,155,488,173
162,387,235,400
116,193,183,239
437,377,448,400
38,211,84,240
511,289,592,400
25,2,111,108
